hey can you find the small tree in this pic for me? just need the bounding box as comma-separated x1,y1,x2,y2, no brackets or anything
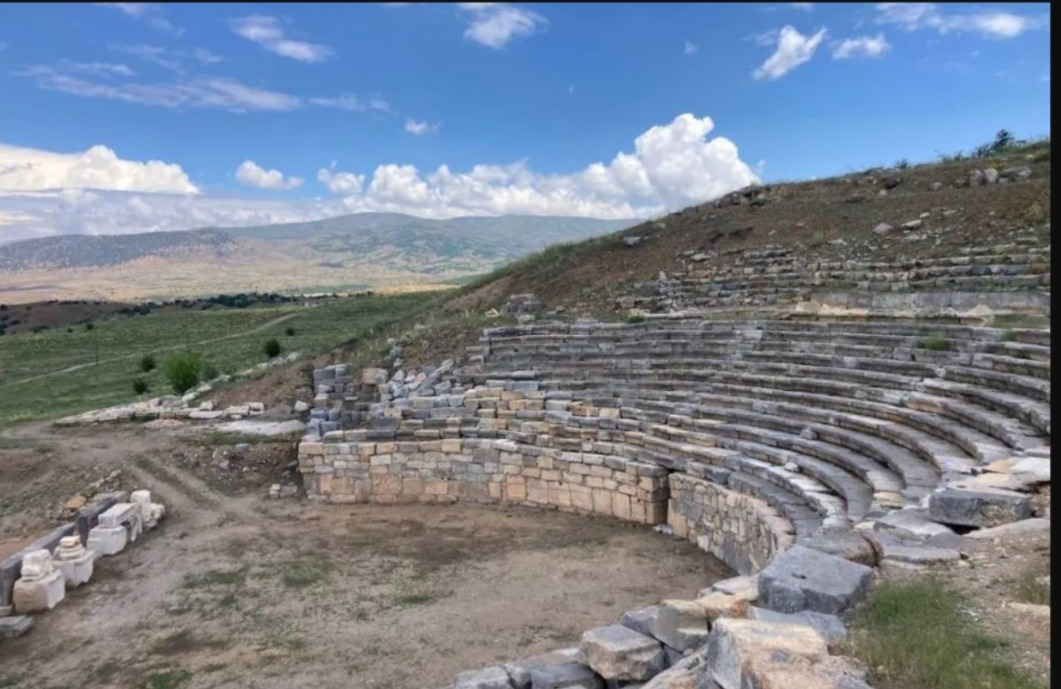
84,322,94,331
285,326,296,336
164,351,202,394
139,354,156,372
132,377,150,395
263,338,282,358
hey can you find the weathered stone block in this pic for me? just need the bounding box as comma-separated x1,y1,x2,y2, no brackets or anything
529,662,602,689
580,624,666,681
86,525,128,556
649,600,708,652
704,615,861,687
53,536,95,588
745,606,848,645
13,551,65,614
620,606,660,638
454,666,514,689
928,487,1031,528
0,615,33,638
758,545,873,615
504,648,581,689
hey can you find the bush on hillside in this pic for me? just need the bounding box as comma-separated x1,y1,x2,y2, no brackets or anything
285,326,296,336
164,351,202,394
132,378,150,395
263,338,282,358
202,362,220,381
140,354,156,372
85,322,94,331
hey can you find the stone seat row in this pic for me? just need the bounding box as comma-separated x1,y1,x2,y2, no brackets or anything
681,262,1051,285
464,351,1049,448
474,318,1051,350
477,334,1051,382
688,250,1051,275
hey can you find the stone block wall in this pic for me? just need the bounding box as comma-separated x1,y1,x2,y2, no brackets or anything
668,473,795,575
300,437,670,525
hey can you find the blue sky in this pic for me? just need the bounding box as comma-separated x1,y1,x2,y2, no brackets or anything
0,2,1051,241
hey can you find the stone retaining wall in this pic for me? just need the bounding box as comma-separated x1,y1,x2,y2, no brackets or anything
668,473,794,576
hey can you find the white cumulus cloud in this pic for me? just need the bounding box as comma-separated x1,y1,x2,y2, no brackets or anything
753,25,827,80
875,3,1041,39
684,40,699,55
0,143,197,194
0,113,757,242
458,3,547,48
832,33,891,59
404,118,441,135
235,161,303,190
322,112,758,217
229,15,334,62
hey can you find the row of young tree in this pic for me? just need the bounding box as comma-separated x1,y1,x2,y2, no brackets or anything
131,336,287,396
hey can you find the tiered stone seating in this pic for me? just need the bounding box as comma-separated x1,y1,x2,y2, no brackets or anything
618,239,1050,315
438,319,1050,536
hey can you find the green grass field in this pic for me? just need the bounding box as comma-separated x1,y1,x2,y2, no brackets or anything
0,292,438,426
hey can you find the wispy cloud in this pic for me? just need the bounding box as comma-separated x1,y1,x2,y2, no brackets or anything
832,33,891,59
16,61,385,115
875,3,1043,39
111,44,224,73
790,3,814,11
235,160,303,190
309,95,390,113
229,15,333,63
60,61,137,78
17,65,301,112
753,25,827,80
404,118,440,135
94,3,183,36
683,40,699,55
458,3,547,48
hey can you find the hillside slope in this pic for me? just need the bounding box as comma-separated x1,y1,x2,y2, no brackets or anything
440,143,1051,319
0,213,633,303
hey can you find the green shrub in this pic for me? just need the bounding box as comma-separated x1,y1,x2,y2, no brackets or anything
132,378,150,395
164,351,202,394
895,158,910,169
139,354,157,372
626,314,646,324
285,326,296,336
201,363,220,381
263,338,282,358
85,322,94,331
918,336,952,351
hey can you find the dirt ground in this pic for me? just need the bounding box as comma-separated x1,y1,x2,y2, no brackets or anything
0,424,729,689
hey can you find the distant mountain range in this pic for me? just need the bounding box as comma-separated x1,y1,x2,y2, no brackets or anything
0,213,636,303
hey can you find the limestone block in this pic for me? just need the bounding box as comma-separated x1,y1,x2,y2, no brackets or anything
707,617,870,688
695,590,754,623
86,524,128,556
504,648,581,689
745,606,848,645
758,545,873,615
13,551,65,613
928,487,1031,528
130,490,165,530
528,662,602,689
454,666,514,689
620,605,661,638
580,624,666,681
0,615,33,638
648,600,708,652
53,536,96,588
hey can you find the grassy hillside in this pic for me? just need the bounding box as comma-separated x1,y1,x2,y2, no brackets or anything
0,291,435,425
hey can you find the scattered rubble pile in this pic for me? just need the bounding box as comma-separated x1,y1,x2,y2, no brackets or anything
0,490,165,640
